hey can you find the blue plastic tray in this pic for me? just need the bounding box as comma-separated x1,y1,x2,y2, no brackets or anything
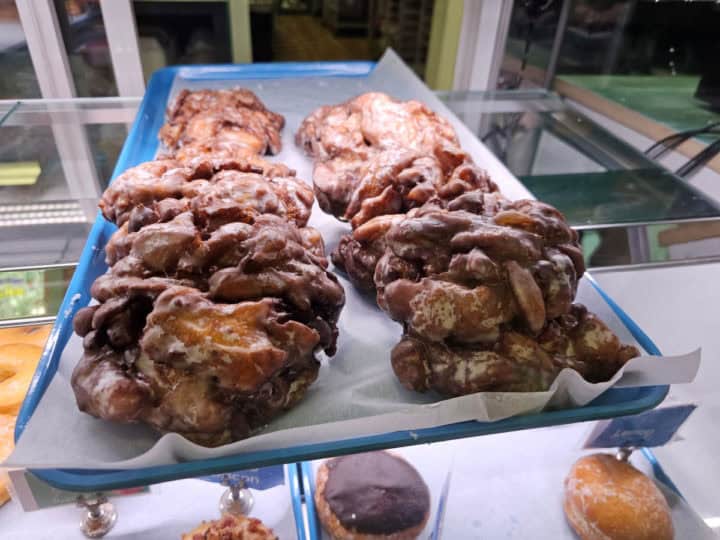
15,62,668,492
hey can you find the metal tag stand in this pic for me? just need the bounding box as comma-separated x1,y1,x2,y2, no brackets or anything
219,475,255,516
76,494,117,538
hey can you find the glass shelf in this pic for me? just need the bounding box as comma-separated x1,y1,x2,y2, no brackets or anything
439,88,720,269
0,98,139,326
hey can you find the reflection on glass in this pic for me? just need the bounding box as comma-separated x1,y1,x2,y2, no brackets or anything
523,169,720,226
132,2,436,81
0,267,72,321
56,0,118,96
0,100,134,271
0,1,41,99
134,0,232,79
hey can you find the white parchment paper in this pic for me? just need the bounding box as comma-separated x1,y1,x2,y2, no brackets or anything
6,51,700,470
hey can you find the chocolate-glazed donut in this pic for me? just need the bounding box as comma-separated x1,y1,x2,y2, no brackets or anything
315,451,430,540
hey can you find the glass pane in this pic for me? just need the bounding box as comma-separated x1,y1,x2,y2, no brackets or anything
0,98,138,269
499,1,563,89
500,1,720,150
56,0,118,97
554,1,720,138
0,267,72,322
523,168,720,226
440,90,720,227
134,0,233,81
0,98,138,321
0,1,42,99
133,1,438,82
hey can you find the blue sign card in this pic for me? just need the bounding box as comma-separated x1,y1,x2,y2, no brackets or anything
584,404,696,449
199,465,285,490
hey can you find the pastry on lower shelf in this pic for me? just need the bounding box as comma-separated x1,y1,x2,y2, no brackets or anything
160,88,285,156
181,513,278,540
315,451,430,540
0,324,50,349
0,413,16,506
564,454,674,540
0,343,43,414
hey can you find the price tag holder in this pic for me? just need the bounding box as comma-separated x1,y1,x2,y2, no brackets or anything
584,404,696,449
199,465,285,490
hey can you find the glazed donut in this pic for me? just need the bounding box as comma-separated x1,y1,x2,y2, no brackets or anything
564,454,674,540
0,324,50,349
315,451,430,540
0,343,43,414
0,413,15,506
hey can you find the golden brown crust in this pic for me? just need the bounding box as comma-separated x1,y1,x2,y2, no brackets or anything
390,304,639,395
0,343,43,414
563,454,674,540
72,84,349,446
181,513,278,540
375,207,583,340
99,158,309,229
0,414,15,507
315,460,429,540
72,213,344,445
161,88,284,157
297,92,501,228
0,324,50,349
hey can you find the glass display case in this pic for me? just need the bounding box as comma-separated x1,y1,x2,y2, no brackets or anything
1,5,719,536
0,97,136,327
0,69,716,539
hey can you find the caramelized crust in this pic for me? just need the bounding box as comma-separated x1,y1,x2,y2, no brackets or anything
314,145,498,227
160,88,284,156
391,305,639,395
330,193,510,291
375,206,583,337
296,92,458,160
73,286,325,445
297,93,500,228
102,213,344,352
99,157,304,228
331,214,407,291
75,127,343,445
